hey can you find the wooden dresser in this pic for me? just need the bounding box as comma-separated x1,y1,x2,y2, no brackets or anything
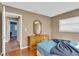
28,35,49,50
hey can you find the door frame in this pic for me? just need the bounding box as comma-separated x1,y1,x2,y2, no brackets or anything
2,5,6,56
5,11,22,49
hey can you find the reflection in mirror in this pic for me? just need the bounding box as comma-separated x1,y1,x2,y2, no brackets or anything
33,20,42,35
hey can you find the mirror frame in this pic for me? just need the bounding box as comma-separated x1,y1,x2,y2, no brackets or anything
33,20,42,35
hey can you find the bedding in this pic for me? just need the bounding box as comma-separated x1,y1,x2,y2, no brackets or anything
37,40,57,56
37,39,79,56
70,40,79,49
50,39,79,56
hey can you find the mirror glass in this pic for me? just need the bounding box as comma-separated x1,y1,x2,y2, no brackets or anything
33,20,42,35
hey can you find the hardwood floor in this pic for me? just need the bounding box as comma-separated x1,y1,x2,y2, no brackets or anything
5,39,37,56
6,48,37,56
5,40,20,52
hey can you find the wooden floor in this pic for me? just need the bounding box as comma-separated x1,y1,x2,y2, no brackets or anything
5,39,37,56
5,40,20,52
6,48,37,56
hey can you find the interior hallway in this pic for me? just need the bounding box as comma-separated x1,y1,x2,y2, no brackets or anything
5,40,20,53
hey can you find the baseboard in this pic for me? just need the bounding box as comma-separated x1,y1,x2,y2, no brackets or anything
20,46,28,49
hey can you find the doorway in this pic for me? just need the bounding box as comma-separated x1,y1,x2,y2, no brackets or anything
10,19,18,41
5,12,22,53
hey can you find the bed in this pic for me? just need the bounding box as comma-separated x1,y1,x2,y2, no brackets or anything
37,39,79,56
37,40,57,56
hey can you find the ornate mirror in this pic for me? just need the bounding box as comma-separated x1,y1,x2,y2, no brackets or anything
33,20,42,35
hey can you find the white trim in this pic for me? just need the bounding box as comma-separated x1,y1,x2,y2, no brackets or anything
2,5,6,56
19,15,22,49
5,12,23,49
5,12,21,18
5,12,22,16
21,46,28,49
10,19,18,23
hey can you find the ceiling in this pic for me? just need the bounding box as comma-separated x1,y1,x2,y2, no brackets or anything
2,2,79,17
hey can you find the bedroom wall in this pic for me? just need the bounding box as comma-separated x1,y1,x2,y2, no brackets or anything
5,6,52,48
0,5,2,41
51,9,79,41
0,4,2,51
0,14,2,48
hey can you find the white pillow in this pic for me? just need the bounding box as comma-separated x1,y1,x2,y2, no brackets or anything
75,42,79,49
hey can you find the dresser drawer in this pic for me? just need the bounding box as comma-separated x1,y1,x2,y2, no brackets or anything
29,44,37,50
28,35,49,50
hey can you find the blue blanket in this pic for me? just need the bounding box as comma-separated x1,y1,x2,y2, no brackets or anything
50,39,79,56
